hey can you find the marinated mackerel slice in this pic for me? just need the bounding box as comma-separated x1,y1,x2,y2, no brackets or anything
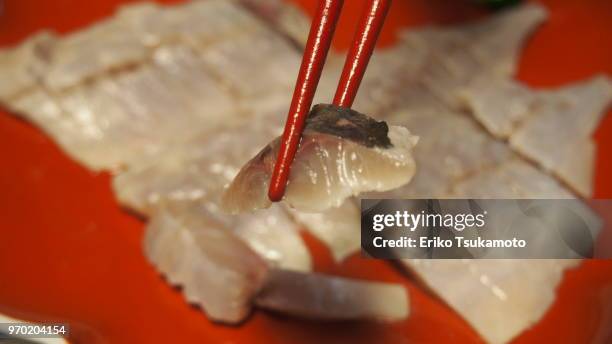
459,76,612,197
223,104,418,213
254,269,409,321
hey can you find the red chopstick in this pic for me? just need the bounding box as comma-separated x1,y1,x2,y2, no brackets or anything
268,0,391,202
333,0,391,108
268,0,343,202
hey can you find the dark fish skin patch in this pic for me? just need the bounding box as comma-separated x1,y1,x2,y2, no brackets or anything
304,104,392,148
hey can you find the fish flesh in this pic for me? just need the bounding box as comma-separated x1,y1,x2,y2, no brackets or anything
115,120,313,272
357,4,609,344
255,269,409,321
287,198,361,262
223,104,418,213
147,201,408,323
459,76,612,196
406,259,579,344
144,201,269,323
1,0,301,171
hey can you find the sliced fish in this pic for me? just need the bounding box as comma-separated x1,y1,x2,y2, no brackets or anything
254,269,409,321
145,201,269,323
404,259,579,344
223,104,418,213
460,76,612,196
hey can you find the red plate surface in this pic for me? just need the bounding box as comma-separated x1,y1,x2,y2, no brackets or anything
0,0,611,343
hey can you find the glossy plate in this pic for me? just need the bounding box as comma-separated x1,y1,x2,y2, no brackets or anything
0,0,611,343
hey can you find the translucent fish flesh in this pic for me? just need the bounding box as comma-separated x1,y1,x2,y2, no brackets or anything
223,104,418,213
254,269,409,321
287,198,361,262
0,0,300,171
460,76,612,196
405,260,579,344
147,203,408,323
145,202,269,323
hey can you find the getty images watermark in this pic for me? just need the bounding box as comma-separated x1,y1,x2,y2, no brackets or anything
361,199,611,259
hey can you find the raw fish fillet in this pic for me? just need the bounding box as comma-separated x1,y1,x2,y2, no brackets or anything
223,104,418,213
254,269,409,321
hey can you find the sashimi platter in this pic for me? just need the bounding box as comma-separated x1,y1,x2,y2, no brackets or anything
0,0,611,343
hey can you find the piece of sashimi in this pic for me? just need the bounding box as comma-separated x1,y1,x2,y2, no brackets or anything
223,104,418,213
145,202,269,323
403,260,579,344
457,77,535,138
460,75,612,196
509,76,612,196
232,205,312,271
384,3,547,114
6,44,240,171
286,198,361,262
254,269,409,321
42,0,269,91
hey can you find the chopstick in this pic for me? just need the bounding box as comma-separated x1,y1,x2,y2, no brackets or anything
268,0,391,202
333,0,391,107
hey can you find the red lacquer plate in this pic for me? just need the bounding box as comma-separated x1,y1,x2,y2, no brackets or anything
0,0,611,343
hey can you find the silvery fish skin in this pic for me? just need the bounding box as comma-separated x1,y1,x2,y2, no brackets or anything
223,104,418,213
